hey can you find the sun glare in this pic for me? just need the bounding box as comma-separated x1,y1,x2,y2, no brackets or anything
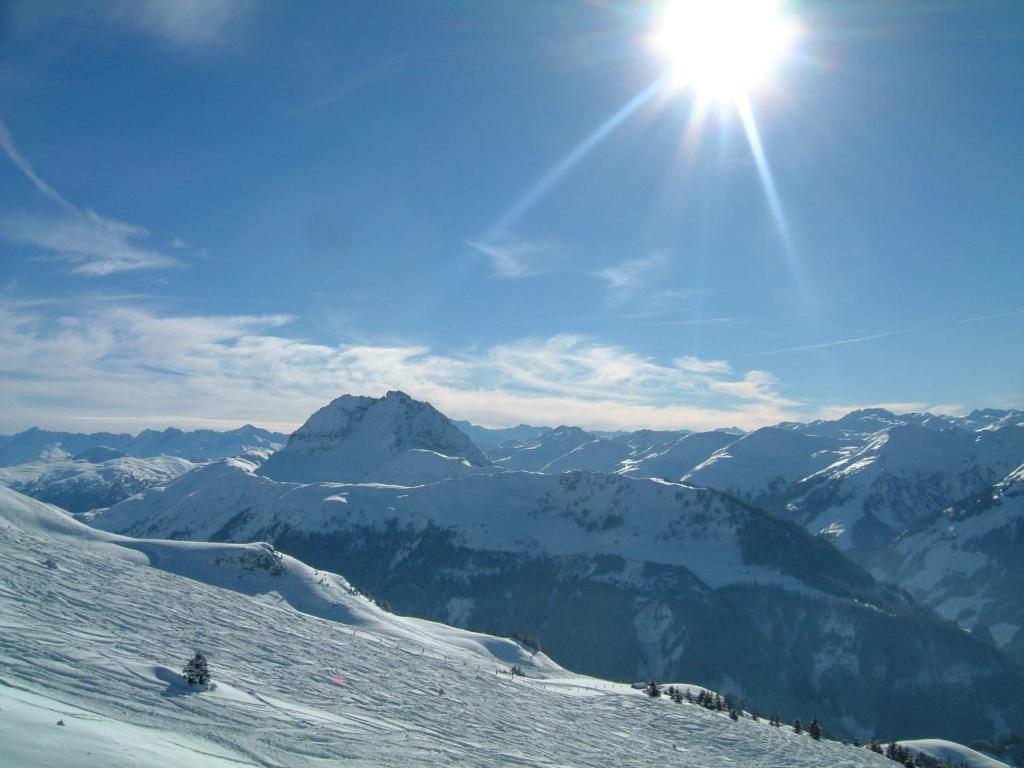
653,0,797,101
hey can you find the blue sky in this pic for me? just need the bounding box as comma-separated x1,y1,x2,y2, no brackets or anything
1,0,1022,433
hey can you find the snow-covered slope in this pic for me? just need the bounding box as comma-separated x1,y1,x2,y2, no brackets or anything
0,453,195,513
619,430,737,480
2,484,905,768
776,425,1024,555
260,391,488,483
485,425,598,470
94,458,866,595
895,739,1010,768
541,429,691,474
684,426,847,499
874,464,1024,664
91,458,1024,744
487,427,692,474
0,484,558,672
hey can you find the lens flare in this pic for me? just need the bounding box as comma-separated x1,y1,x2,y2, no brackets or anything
653,0,797,100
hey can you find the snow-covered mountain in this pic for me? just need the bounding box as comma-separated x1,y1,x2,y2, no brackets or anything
0,453,195,513
873,464,1024,665
2,483,932,768
774,424,1024,556
683,426,849,499
486,425,598,470
486,426,694,474
92,453,1024,743
124,423,286,459
260,390,489,483
619,430,738,480
0,423,287,465
453,419,549,450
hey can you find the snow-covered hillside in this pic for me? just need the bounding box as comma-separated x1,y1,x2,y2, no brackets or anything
93,458,864,596
486,426,694,474
0,453,195,513
683,426,848,499
91,455,1024,744
619,430,737,480
875,464,1024,664
776,425,1024,555
260,391,489,483
1,484,912,768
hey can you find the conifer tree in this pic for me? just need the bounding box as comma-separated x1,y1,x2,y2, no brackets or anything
729,708,739,721
182,651,210,686
793,718,803,735
809,719,822,740
646,680,661,698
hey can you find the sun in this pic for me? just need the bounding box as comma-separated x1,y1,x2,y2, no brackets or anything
652,0,797,101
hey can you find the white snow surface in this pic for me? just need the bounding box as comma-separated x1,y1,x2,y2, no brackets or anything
895,739,1010,768
0,484,901,767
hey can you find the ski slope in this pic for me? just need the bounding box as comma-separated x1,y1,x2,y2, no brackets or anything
0,485,904,767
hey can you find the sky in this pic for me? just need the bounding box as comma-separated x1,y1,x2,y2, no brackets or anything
1,0,1022,434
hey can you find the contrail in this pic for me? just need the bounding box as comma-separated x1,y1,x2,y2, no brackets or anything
745,309,1024,357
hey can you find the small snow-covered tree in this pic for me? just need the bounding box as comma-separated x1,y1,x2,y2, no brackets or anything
646,680,661,698
868,739,884,754
729,708,739,721
809,719,822,740
793,718,803,734
183,651,211,686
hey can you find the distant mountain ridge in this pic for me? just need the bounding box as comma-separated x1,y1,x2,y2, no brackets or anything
0,423,287,466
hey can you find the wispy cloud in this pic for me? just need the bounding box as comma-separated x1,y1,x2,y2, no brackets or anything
8,0,253,49
0,115,72,209
0,211,180,276
117,0,252,48
0,112,181,276
594,252,682,307
0,298,814,433
468,237,562,279
287,55,409,118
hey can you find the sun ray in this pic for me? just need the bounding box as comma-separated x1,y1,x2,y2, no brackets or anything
492,77,666,235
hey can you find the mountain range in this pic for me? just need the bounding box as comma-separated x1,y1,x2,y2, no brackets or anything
84,392,1024,745
11,482,990,767
0,424,287,466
